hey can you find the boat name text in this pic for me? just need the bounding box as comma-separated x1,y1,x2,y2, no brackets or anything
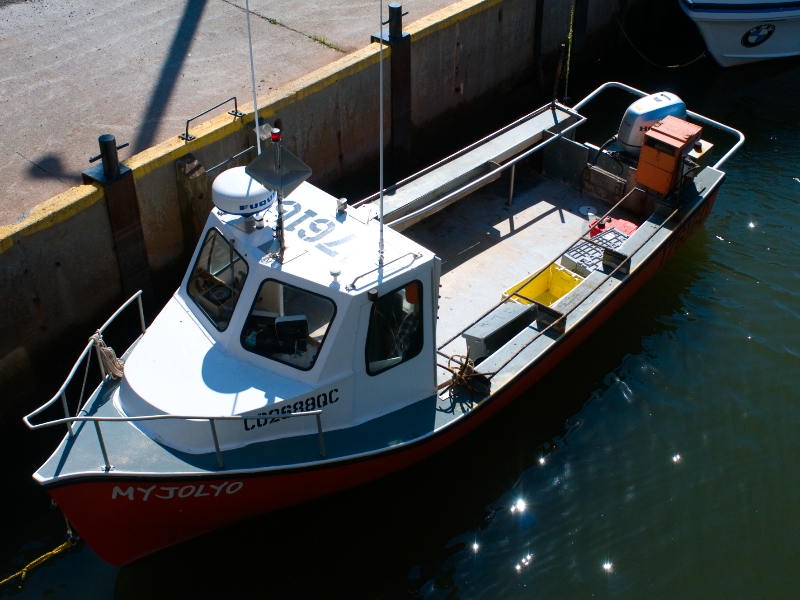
111,481,243,501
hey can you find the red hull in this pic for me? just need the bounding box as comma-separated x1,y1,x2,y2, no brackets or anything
47,191,718,566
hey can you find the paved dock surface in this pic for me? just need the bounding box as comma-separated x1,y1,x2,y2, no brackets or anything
0,0,454,226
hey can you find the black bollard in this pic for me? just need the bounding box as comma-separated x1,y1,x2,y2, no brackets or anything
388,3,403,39
83,135,153,300
97,134,121,181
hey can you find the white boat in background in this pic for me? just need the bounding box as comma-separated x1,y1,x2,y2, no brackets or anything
680,0,800,66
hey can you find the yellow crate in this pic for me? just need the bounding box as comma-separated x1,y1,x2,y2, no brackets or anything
503,264,583,307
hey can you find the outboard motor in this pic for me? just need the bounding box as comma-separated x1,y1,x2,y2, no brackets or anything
617,92,686,155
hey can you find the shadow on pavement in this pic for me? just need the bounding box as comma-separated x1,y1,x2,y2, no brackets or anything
132,0,209,153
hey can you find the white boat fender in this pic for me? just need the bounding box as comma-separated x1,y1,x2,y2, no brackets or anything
211,165,276,215
617,92,686,155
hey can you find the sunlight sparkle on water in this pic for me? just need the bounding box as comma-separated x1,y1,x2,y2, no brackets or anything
673,454,681,463
539,457,545,465
515,564,521,571
603,562,613,572
473,543,479,552
515,499,526,511
749,222,755,228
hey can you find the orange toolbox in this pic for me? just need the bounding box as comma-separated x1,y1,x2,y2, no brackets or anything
636,116,702,196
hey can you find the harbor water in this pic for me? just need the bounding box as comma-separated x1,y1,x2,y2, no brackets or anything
3,31,800,600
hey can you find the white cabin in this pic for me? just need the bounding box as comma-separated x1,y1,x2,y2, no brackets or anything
116,178,440,454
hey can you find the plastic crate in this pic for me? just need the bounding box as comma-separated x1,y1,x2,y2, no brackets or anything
561,228,629,277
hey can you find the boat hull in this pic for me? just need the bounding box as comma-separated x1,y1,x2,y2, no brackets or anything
680,1,800,66
44,189,719,567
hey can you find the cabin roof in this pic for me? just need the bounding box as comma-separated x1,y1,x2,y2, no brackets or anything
216,181,432,296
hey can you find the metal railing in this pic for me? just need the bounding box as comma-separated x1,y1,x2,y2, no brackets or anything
24,291,146,439
353,105,586,230
484,204,682,379
435,83,743,353
23,290,327,473
386,114,586,230
437,186,646,352
356,84,742,228
345,251,423,291
179,96,245,142
25,410,327,472
353,101,585,208
572,81,745,170
437,191,686,382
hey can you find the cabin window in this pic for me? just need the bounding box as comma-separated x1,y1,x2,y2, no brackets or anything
187,228,249,332
240,280,336,371
366,281,424,375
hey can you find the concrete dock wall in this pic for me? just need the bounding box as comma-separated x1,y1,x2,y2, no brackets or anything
0,0,632,403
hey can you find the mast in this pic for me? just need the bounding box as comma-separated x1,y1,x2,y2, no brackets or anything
273,128,285,256
378,0,385,267
246,0,262,155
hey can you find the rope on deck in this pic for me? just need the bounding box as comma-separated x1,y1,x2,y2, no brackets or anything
90,330,125,379
438,351,491,400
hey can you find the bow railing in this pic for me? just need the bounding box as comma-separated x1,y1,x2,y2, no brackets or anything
23,291,146,438
23,290,327,472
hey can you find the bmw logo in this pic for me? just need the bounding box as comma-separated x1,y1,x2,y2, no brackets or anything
741,24,775,48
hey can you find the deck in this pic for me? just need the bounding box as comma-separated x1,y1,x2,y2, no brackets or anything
401,163,642,386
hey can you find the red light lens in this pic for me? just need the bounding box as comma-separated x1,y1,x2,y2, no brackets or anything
271,128,281,142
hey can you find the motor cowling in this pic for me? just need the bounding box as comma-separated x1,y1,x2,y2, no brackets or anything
617,92,686,155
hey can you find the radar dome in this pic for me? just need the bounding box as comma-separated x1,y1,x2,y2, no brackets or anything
211,166,276,215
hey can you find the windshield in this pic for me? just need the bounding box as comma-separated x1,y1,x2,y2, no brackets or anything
187,228,249,331
240,279,336,370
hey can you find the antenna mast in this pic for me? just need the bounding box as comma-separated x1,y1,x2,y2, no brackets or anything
246,0,262,155
273,129,285,256
378,0,385,267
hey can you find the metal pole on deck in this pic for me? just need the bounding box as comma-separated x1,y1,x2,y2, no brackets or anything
94,421,112,472
507,164,516,206
276,132,285,256
246,0,262,155
378,0,385,267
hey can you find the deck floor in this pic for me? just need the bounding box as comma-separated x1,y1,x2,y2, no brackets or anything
402,164,639,387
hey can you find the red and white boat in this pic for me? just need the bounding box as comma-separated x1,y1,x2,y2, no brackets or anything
25,82,743,566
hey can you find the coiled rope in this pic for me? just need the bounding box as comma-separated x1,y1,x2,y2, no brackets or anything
90,330,125,379
438,351,491,401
